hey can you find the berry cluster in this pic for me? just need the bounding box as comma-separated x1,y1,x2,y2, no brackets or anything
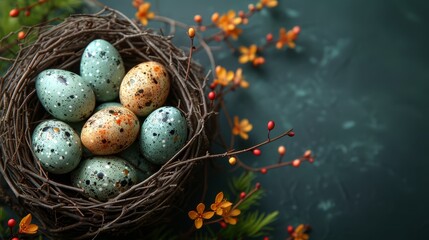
8,0,49,40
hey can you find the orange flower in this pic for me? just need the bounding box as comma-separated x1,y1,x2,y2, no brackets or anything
238,45,258,64
292,224,310,240
233,68,249,88
276,26,300,49
221,206,241,225
19,214,38,234
215,10,243,39
232,116,253,140
135,2,155,26
210,192,232,215
188,203,215,229
260,0,278,8
214,66,234,86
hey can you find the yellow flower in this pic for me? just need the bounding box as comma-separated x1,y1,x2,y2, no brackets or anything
188,203,215,229
222,206,241,225
239,45,258,64
135,2,155,26
19,214,38,234
214,66,234,86
276,27,300,49
233,68,249,88
215,10,243,39
292,224,310,240
260,0,278,8
210,192,233,215
232,116,253,140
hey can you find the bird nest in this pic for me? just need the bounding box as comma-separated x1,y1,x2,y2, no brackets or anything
0,7,213,239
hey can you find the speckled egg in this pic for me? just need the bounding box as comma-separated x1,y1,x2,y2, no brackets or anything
71,156,137,201
32,120,82,174
35,69,96,122
95,102,123,112
81,106,139,155
81,39,125,102
119,142,158,182
120,61,170,117
140,106,188,165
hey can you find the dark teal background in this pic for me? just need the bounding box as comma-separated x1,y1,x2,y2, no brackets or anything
2,0,428,239
95,0,429,239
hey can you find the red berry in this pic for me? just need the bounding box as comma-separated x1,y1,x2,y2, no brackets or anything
266,33,273,42
238,10,245,18
287,225,294,234
240,192,246,199
303,150,312,158
228,156,237,165
208,91,216,100
260,168,267,174
252,148,261,156
287,131,295,137
9,9,19,17
267,120,275,131
18,31,26,40
194,15,202,23
255,182,261,189
309,158,314,163
219,221,227,228
25,10,31,16
278,145,286,156
292,159,301,167
214,35,222,42
8,218,16,228
209,82,217,89
11,238,19,240
263,237,269,240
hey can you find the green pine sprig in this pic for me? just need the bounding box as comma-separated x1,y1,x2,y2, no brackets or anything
219,210,279,239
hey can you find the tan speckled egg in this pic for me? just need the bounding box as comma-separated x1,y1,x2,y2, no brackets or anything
119,61,170,117
81,106,139,155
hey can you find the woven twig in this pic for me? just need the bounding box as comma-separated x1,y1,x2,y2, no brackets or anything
0,7,213,239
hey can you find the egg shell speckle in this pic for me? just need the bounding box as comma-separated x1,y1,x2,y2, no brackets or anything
32,120,82,174
81,39,125,102
81,106,139,155
120,61,170,117
140,106,188,165
71,156,137,201
119,141,158,182
35,69,96,122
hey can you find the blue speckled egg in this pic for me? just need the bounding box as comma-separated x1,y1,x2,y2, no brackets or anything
32,120,82,174
140,106,188,165
119,142,158,182
35,69,96,122
81,39,125,102
71,156,137,201
95,102,123,112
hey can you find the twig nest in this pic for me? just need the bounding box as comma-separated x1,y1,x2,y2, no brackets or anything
0,8,212,239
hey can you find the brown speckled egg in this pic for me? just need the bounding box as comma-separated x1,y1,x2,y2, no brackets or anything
81,106,139,155
119,61,170,117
